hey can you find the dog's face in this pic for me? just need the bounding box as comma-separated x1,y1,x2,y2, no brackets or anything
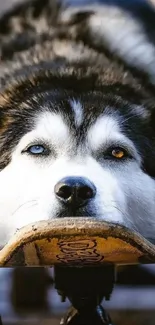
0,73,155,246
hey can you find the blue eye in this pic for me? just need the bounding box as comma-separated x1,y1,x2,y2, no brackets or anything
27,145,46,155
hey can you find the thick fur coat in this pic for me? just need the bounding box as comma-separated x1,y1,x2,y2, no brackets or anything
1,0,155,246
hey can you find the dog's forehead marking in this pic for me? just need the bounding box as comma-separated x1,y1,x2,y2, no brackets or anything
87,115,121,151
15,112,139,162
14,112,70,153
69,99,83,127
87,115,140,161
35,112,69,144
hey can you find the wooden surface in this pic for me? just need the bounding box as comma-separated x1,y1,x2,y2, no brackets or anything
1,219,155,267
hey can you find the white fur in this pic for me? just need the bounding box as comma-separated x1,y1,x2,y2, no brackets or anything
0,110,155,247
34,112,70,148
70,99,83,127
87,115,141,163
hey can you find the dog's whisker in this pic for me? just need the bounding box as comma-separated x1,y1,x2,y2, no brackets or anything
11,200,39,217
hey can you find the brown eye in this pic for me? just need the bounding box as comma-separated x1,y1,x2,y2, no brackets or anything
103,146,131,161
111,148,126,159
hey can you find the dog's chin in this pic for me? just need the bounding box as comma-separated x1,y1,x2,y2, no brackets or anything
54,206,96,218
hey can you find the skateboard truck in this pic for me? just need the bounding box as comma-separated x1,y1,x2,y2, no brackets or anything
0,218,155,325
54,265,115,325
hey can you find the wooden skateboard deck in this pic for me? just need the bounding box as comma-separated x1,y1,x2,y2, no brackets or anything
0,218,155,267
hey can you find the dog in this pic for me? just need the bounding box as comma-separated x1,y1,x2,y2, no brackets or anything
0,0,155,248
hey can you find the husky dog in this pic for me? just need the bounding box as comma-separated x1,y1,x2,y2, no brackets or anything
0,0,155,247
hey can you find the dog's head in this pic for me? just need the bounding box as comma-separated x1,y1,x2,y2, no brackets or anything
0,65,155,246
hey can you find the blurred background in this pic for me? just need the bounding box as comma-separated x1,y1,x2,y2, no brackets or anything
1,0,155,324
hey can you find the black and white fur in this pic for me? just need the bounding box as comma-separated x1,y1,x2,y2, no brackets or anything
0,0,155,247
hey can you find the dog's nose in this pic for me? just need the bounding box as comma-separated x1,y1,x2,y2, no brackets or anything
54,176,96,208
